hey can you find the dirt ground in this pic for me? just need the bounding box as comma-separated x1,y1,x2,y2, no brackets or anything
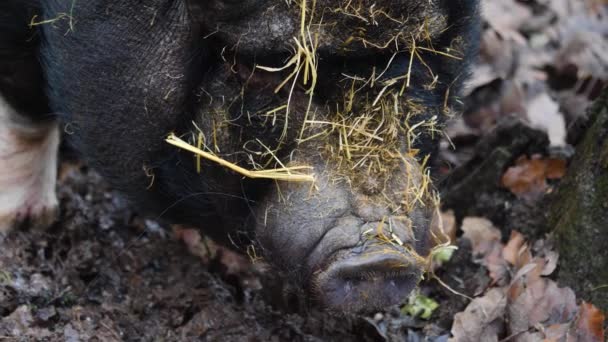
0,162,476,341
1,0,607,341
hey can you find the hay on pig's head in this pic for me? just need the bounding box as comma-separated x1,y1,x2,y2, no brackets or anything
171,0,466,215
164,0,469,286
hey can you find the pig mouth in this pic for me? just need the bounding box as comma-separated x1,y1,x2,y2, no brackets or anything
246,151,435,313
300,211,430,313
313,244,424,313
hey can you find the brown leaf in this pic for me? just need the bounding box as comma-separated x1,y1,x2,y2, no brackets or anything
571,302,606,342
502,156,549,198
501,155,567,199
545,159,567,179
450,288,507,342
431,210,457,245
532,239,560,276
503,231,531,269
461,217,510,285
461,217,502,257
508,278,578,338
500,235,578,339
538,303,606,342
454,224,603,342
485,243,510,286
216,247,256,278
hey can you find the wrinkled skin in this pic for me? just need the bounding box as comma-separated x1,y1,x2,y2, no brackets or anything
11,0,479,312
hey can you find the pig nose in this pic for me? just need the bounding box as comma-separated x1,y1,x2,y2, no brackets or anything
313,245,424,313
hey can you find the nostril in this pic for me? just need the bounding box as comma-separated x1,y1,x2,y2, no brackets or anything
313,251,424,313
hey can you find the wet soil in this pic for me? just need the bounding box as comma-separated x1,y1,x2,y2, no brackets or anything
0,163,480,341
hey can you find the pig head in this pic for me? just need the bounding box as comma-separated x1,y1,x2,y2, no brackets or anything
37,0,480,312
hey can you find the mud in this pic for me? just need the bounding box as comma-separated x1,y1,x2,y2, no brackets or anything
0,162,478,341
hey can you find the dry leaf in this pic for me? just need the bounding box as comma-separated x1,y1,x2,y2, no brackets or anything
461,217,510,285
502,156,549,198
461,217,502,257
526,93,567,147
481,0,530,44
431,210,457,246
505,234,577,338
450,288,507,342
508,279,578,337
545,159,567,179
485,243,510,286
503,231,531,269
571,302,606,342
451,229,600,342
502,155,567,199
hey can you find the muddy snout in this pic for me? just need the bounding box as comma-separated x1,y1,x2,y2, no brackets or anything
314,242,425,313
255,154,435,313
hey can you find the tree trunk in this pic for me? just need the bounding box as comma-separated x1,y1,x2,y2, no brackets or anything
548,88,608,311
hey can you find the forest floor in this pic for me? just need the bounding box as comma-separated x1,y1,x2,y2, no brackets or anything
1,0,607,340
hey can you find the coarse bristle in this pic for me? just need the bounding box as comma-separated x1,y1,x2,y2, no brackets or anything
165,0,467,285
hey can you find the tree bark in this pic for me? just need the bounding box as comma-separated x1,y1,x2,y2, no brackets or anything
548,88,608,311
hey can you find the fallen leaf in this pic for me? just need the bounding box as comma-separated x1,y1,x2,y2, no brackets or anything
503,231,531,269
501,155,567,199
531,239,560,276
450,288,507,342
464,64,500,94
545,159,567,179
507,262,542,301
452,228,605,342
526,93,568,147
571,302,606,342
502,156,549,198
482,0,530,44
461,217,509,285
431,210,457,246
485,242,510,286
461,217,502,257
508,279,578,336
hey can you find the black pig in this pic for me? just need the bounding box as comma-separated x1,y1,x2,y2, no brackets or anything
0,0,479,312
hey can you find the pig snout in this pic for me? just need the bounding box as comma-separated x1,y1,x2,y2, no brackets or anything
314,244,423,312
256,156,433,312
308,216,429,312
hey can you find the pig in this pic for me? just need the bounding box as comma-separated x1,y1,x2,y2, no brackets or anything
0,0,479,312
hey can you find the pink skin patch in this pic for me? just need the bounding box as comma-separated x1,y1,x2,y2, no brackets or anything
0,95,59,233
